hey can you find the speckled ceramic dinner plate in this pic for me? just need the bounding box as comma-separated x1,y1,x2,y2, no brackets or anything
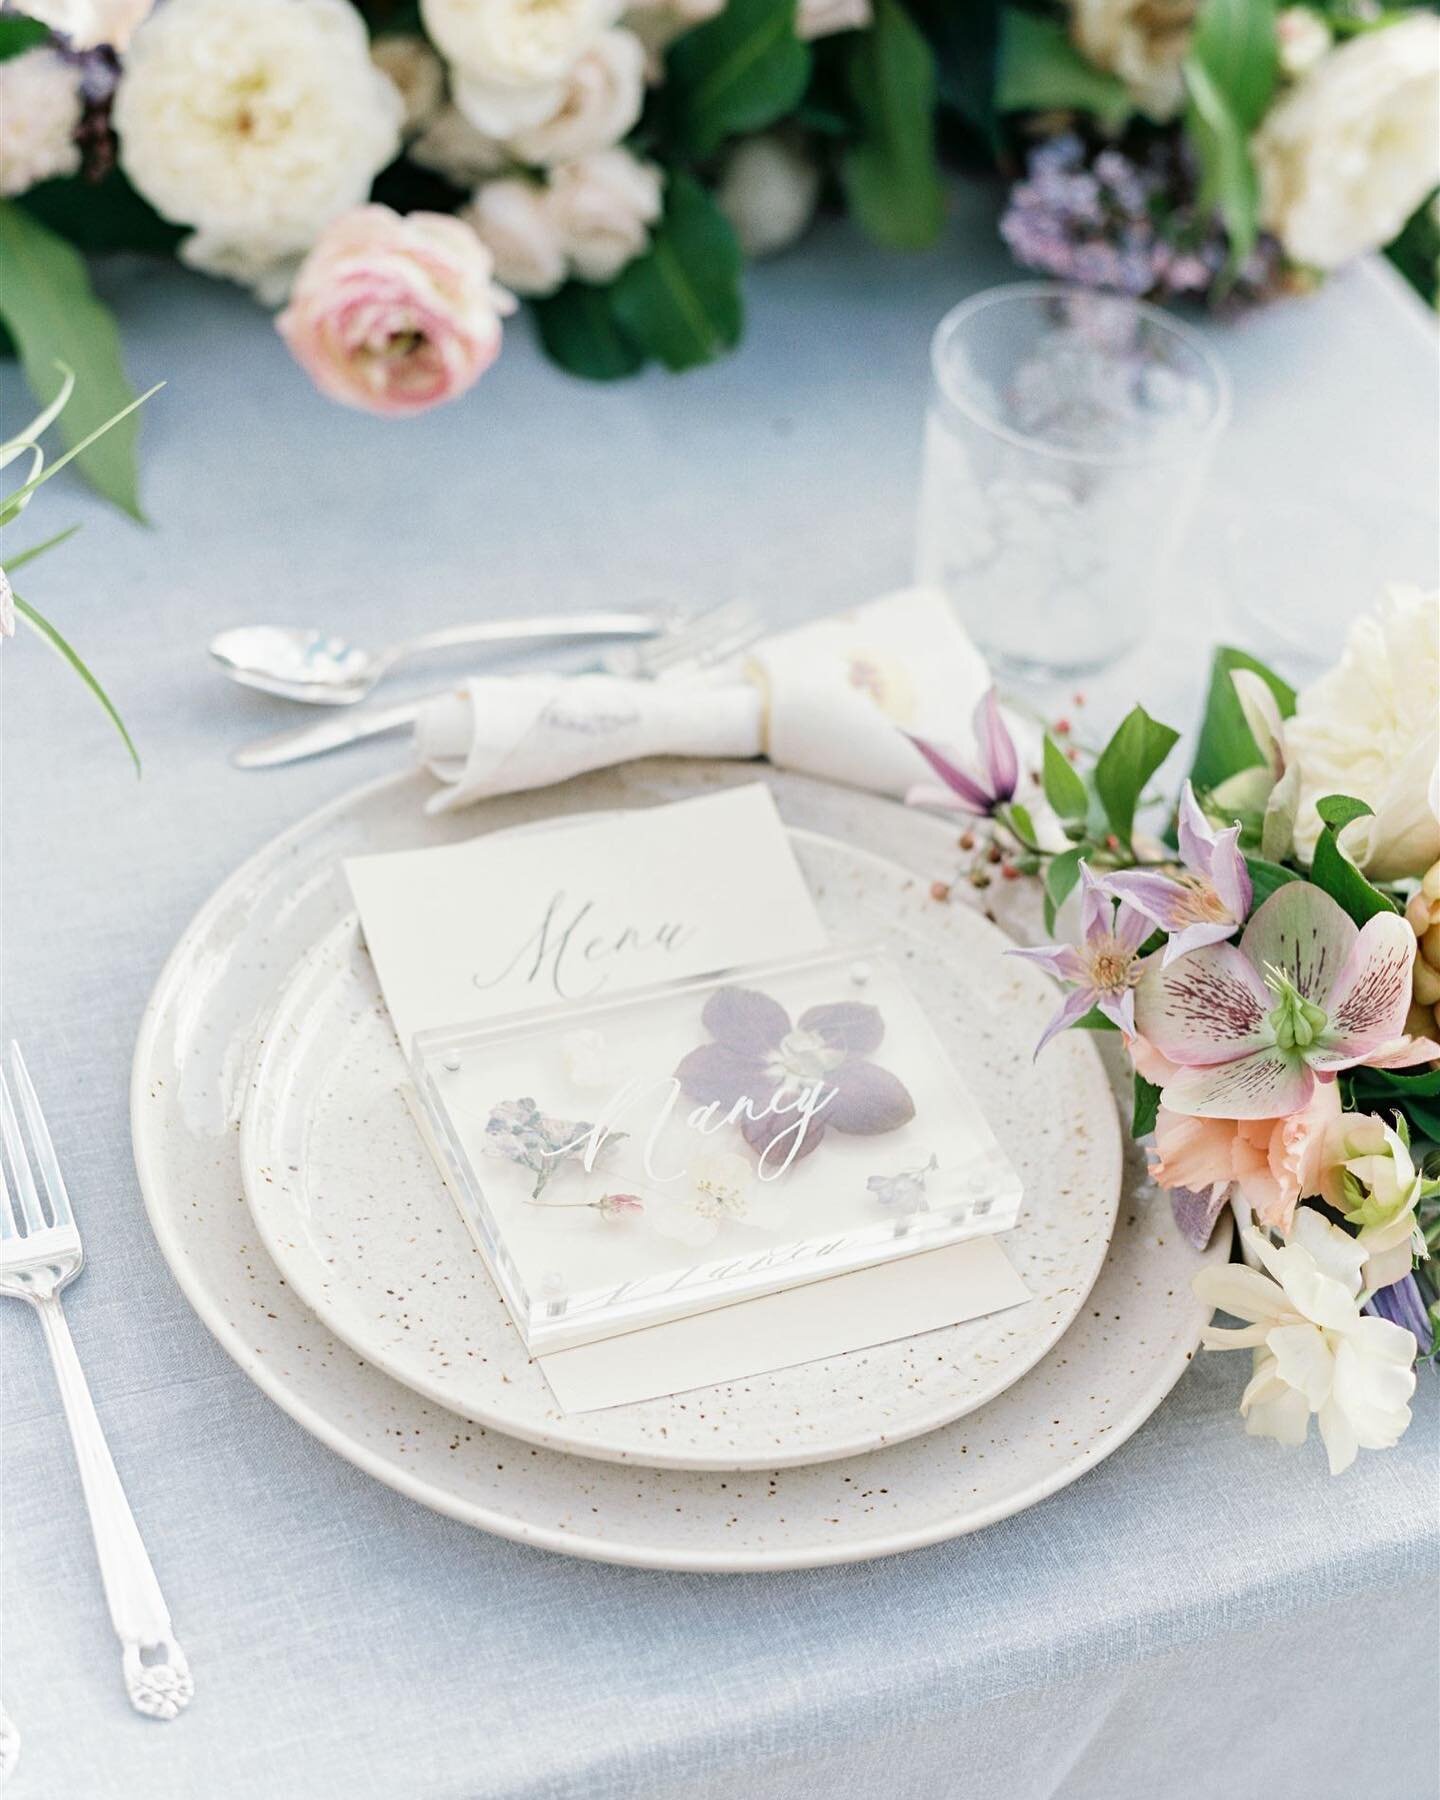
133,762,1225,1569
238,824,1119,1470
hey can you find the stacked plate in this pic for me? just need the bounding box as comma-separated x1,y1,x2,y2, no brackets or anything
132,762,1222,1571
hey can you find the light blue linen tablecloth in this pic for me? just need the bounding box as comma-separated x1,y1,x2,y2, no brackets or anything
2,190,1437,1800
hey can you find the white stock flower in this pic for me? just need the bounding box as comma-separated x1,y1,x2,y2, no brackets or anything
114,0,403,265
796,0,871,40
1253,13,1440,270
19,0,153,49
717,134,820,257
1195,1208,1417,1475
409,106,509,186
465,177,567,296
1066,0,1198,121
548,146,662,282
1320,1113,1426,1292
1285,586,1440,882
1275,6,1331,79
0,48,82,199
421,0,620,88
372,34,446,136
507,29,645,165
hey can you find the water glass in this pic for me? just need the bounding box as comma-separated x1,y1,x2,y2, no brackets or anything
916,283,1231,680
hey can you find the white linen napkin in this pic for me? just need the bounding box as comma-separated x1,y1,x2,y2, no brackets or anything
415,586,999,812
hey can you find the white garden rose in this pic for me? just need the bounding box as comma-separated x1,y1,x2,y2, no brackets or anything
796,0,872,41
420,0,620,88
409,106,509,186
372,34,446,136
1285,586,1440,883
452,66,567,138
19,0,153,49
717,134,820,258
114,0,403,266
1066,0,1197,121
0,48,82,199
180,233,303,305
1275,6,1331,79
506,29,646,165
548,146,662,282
463,177,567,296
1253,13,1440,270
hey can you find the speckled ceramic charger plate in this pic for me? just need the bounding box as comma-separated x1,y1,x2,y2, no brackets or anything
238,823,1118,1470
133,762,1225,1570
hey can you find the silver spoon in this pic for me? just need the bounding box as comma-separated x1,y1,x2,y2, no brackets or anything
209,610,673,706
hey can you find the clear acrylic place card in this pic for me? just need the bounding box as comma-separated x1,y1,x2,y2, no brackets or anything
412,945,1023,1353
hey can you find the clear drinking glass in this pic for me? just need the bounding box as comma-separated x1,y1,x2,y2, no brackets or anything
916,283,1231,680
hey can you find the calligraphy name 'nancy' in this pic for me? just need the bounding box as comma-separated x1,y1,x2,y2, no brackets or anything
473,890,698,1001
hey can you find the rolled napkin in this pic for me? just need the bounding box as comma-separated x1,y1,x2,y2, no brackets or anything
415,586,1005,812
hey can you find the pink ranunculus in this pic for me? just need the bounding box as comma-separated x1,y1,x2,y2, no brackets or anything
277,205,514,417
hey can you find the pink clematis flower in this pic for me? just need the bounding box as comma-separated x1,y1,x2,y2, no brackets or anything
906,688,1020,818
1009,863,1151,1054
1135,880,1440,1120
1105,782,1251,965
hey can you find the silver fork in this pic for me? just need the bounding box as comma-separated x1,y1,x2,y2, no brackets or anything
231,598,765,768
0,1043,193,1721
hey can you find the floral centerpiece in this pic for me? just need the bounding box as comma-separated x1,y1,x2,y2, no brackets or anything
907,586,1440,1472
0,0,1436,507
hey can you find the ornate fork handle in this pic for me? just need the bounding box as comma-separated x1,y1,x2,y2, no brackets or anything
33,1294,193,1719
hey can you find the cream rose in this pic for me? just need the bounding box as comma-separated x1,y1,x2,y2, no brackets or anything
452,66,567,138
506,29,646,165
797,0,872,40
114,0,403,265
409,106,509,187
421,0,620,88
548,146,662,282
1275,6,1331,79
717,134,820,257
0,48,82,199
372,34,446,137
277,204,513,415
1253,14,1440,270
19,0,153,49
464,178,568,296
1066,0,1197,120
1285,587,1440,883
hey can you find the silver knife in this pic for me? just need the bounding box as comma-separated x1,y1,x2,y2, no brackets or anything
232,694,439,768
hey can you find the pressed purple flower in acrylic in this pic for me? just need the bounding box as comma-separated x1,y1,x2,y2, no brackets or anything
906,688,1020,820
1105,782,1252,965
1008,863,1150,1054
675,986,915,1173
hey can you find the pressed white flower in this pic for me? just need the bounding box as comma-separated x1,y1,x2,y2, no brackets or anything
1284,586,1440,881
650,1149,785,1247
409,106,509,187
0,48,82,200
113,0,404,266
548,146,662,281
1254,13,1440,270
421,0,620,89
507,29,645,165
1194,1209,1418,1474
371,33,446,137
20,0,153,49
717,134,820,258
560,1027,614,1090
1065,0,1197,121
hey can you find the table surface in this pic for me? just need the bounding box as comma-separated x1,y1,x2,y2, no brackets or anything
2,187,1438,1800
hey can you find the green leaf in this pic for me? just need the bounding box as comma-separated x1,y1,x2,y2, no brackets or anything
1315,794,1374,834
0,382,160,525
1310,825,1396,926
0,203,146,519
0,16,49,58
664,0,811,159
1042,734,1088,824
839,0,945,251
611,174,743,372
1132,1075,1162,1140
0,523,80,573
996,7,1133,129
1094,706,1180,847
1183,56,1259,271
19,168,186,257
898,0,1001,146
1243,856,1299,910
1009,801,1037,845
12,591,139,773
1074,1008,1119,1033
1043,843,1084,934
1189,0,1277,133
532,281,645,381
1190,647,1295,792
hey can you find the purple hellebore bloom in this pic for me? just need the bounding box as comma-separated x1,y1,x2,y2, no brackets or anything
675,986,915,1167
1364,1272,1434,1356
1105,782,1252,966
1135,881,1440,1120
905,688,1020,819
1008,863,1151,1055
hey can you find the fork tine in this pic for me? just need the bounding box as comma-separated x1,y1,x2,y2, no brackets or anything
0,1141,17,1240
8,1043,71,1229
640,601,754,672
0,1064,46,1235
